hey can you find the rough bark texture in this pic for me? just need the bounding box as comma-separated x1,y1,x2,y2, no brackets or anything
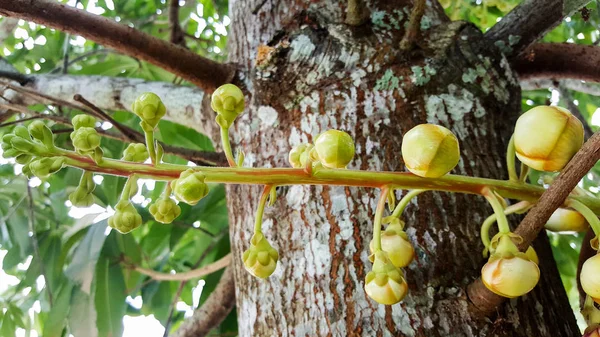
224,0,580,336
0,75,213,134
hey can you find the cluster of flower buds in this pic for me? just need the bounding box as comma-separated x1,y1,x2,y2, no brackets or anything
69,171,96,207
170,169,209,206
122,143,150,162
481,233,540,298
514,106,584,172
108,176,142,234
70,115,101,158
288,129,356,169
401,124,460,178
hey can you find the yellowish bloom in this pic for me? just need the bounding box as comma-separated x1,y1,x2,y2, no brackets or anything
364,251,408,305
544,208,589,232
581,253,600,305
401,124,460,178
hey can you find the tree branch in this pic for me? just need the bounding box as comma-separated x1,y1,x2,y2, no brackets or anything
0,0,235,92
400,0,426,50
558,84,594,139
468,131,600,315
521,78,600,97
172,267,236,337
131,253,231,281
485,0,591,58
515,43,600,83
169,0,185,47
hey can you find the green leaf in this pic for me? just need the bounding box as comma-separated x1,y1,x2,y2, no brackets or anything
68,288,99,337
42,282,74,337
65,220,109,294
95,257,126,337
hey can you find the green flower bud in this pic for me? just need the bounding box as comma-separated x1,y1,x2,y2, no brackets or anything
72,115,96,130
313,130,355,169
131,92,166,129
369,220,414,268
108,202,142,234
242,232,279,278
401,124,460,178
70,127,101,152
122,143,149,163
10,137,34,153
29,157,65,179
481,234,540,298
581,253,600,305
21,164,33,178
364,251,408,305
211,84,245,127
28,120,54,148
15,154,33,165
171,169,209,205
13,125,30,139
288,144,314,168
69,188,95,207
514,106,584,172
544,208,589,232
2,148,19,158
149,198,181,224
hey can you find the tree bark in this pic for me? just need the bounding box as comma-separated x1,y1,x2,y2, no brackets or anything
225,0,580,336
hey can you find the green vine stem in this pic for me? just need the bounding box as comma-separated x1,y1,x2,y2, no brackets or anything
372,186,390,252
566,199,600,235
45,148,600,213
519,162,529,183
391,189,425,218
254,185,273,234
482,188,511,233
220,126,236,167
506,134,518,181
145,129,157,165
481,201,533,256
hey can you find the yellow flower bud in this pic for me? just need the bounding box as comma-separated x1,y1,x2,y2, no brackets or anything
481,235,540,298
544,208,589,232
584,326,600,337
242,232,279,279
401,124,460,178
364,251,408,305
514,106,584,172
369,220,415,268
313,130,355,169
288,144,313,168
581,253,600,305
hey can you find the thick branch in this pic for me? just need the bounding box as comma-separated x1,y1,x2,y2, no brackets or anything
468,131,600,316
485,0,591,57
172,267,236,337
132,254,231,281
0,74,214,135
0,0,235,92
515,43,600,83
521,78,600,96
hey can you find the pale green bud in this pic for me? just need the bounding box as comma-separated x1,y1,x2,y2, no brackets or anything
131,92,166,129
481,234,540,298
171,169,209,205
364,251,408,305
69,188,95,207
72,115,96,130
211,84,245,127
313,130,355,169
70,127,101,152
108,202,142,234
15,154,33,165
28,120,54,148
122,143,149,163
401,124,460,178
288,144,314,168
581,253,600,305
10,137,34,153
544,208,589,232
149,198,181,224
242,232,279,279
29,157,65,179
369,220,414,268
514,106,584,172
13,125,30,139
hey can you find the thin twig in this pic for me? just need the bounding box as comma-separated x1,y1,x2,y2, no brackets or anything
50,48,118,74
26,184,53,306
0,194,27,222
73,94,142,142
399,0,426,51
468,131,600,316
558,84,594,139
0,116,46,128
0,70,33,85
169,0,186,47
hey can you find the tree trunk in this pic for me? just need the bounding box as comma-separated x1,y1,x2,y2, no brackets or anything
225,1,580,336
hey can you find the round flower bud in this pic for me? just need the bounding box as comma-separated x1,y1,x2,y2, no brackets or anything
29,157,65,179
210,84,245,126
364,251,408,305
15,154,33,165
242,232,279,279
514,106,584,172
10,137,34,153
369,220,414,268
149,198,181,224
481,235,540,298
70,127,101,152
122,143,149,163
401,124,460,178
108,202,142,234
544,208,588,232
28,120,54,148
69,188,95,208
132,92,167,129
288,144,314,168
313,130,355,169
13,125,30,140
72,115,96,130
171,169,209,205
581,253,600,305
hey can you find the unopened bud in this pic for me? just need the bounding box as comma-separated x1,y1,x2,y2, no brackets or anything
29,157,65,179
108,202,142,234
171,169,209,205
132,93,167,129
402,124,460,178
72,115,96,130
545,208,589,232
70,127,101,152
122,143,149,163
364,251,408,305
581,253,600,305
370,220,414,268
313,130,355,169
242,232,279,278
149,198,181,224
211,84,245,127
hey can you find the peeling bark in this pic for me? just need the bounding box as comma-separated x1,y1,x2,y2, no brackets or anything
0,75,213,134
224,0,580,336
